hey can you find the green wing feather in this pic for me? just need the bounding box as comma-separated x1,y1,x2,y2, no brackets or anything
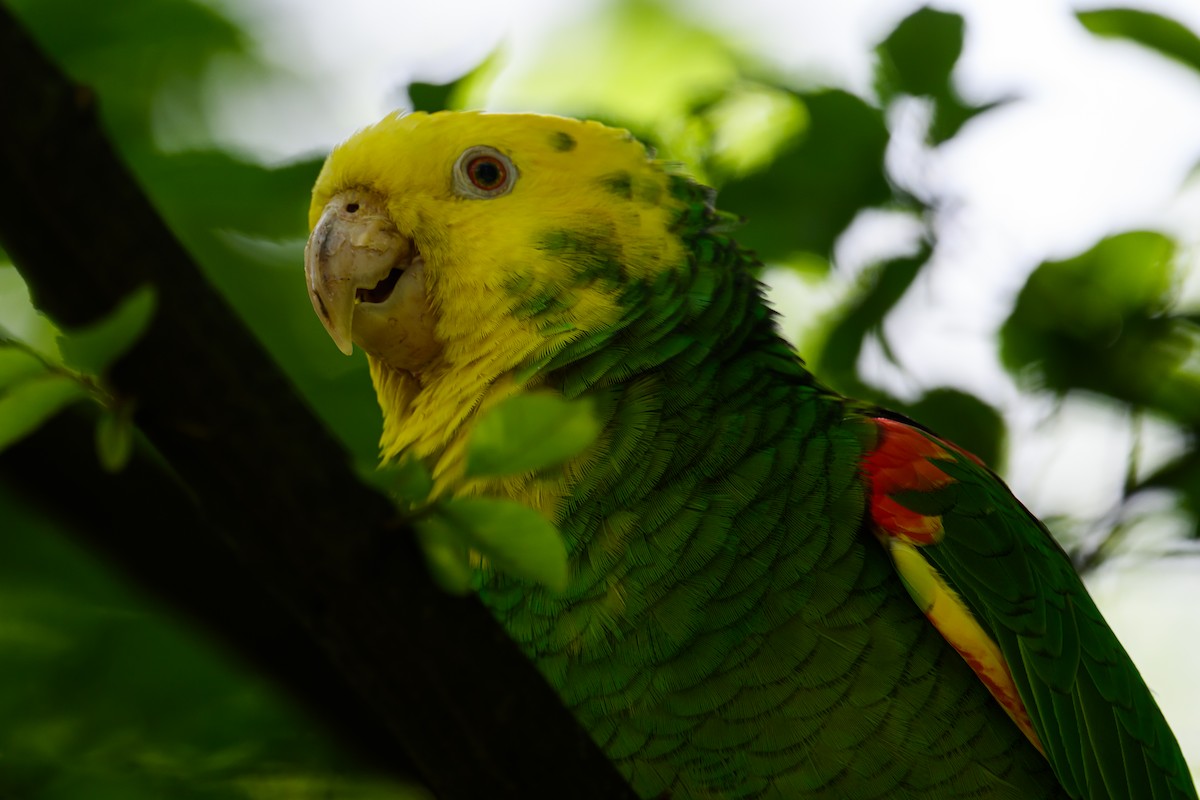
486,180,1071,797
874,420,1197,799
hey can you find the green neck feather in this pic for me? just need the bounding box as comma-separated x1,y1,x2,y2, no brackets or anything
478,174,833,641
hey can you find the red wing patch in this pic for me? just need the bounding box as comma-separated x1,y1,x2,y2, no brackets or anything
862,417,1045,757
861,418,955,545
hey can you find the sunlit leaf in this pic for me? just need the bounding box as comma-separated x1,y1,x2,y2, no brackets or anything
0,264,61,355
0,374,85,452
1078,8,1200,74
472,0,737,136
0,346,48,389
465,393,600,479
58,285,156,375
700,82,808,180
437,497,568,592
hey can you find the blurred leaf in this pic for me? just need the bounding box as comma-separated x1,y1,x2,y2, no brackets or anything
0,487,422,800
95,402,135,473
465,393,600,479
1003,231,1173,348
812,246,930,398
474,0,736,137
7,0,248,151
0,374,86,452
145,152,323,244
696,81,808,180
716,90,890,261
8,0,243,78
1000,231,1200,421
408,81,457,115
413,513,474,595
876,7,996,143
0,264,62,355
906,387,1006,469
877,7,964,98
1078,8,1200,74
437,497,568,592
0,345,49,388
58,285,155,375
407,52,501,113
365,457,434,506
1141,450,1200,539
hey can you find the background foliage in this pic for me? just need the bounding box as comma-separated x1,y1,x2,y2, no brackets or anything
1,0,1199,796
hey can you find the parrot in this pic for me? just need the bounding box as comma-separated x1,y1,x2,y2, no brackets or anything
303,110,1197,799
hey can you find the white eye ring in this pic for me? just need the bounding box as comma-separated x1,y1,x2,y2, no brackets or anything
452,146,518,199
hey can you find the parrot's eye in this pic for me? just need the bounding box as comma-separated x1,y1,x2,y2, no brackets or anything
453,146,517,199
468,157,505,189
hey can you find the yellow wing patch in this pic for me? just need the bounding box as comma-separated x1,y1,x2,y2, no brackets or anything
884,538,1044,756
864,417,1044,757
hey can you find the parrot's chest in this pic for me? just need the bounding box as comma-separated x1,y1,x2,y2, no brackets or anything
477,478,1058,800
472,392,1060,799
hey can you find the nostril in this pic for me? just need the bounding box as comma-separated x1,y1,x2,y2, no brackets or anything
345,202,360,213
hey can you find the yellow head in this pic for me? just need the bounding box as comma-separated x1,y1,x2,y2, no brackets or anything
305,111,686,472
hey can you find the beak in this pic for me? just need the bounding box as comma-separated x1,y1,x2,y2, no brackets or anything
304,190,413,355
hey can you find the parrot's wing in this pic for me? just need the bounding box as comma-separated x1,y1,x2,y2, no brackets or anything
862,416,1196,800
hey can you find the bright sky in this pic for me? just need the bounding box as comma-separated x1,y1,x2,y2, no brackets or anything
196,0,1200,775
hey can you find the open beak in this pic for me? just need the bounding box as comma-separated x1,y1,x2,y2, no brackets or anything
304,189,413,355
304,189,440,370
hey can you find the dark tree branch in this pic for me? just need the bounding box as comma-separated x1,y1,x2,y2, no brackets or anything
0,406,406,775
0,6,634,799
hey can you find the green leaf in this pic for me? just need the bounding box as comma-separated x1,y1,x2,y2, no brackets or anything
437,497,569,592
811,246,929,399
877,7,965,99
406,51,499,114
95,402,135,473
465,393,601,479
906,388,1006,470
875,7,996,143
0,374,86,452
0,485,428,800
58,285,156,375
0,346,49,389
715,90,890,261
1002,230,1173,359
1000,231,1199,420
413,514,475,595
144,151,324,243
1078,8,1200,74
363,457,435,505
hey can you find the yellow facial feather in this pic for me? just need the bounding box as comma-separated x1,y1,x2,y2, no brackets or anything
309,111,687,499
